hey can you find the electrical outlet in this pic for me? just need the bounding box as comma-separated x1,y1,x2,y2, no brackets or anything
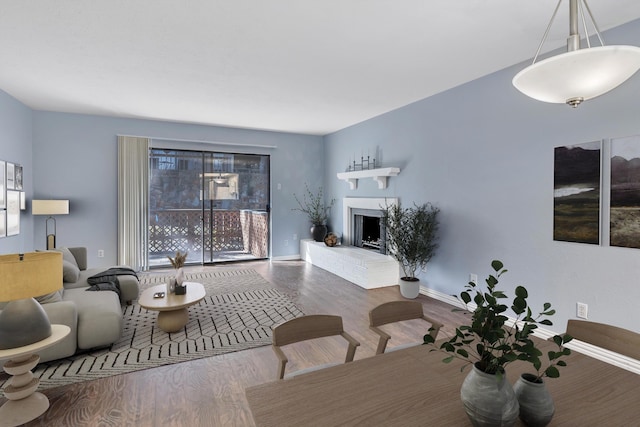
293,233,298,241
98,250,105,258
284,240,289,247
576,302,588,319
469,273,478,285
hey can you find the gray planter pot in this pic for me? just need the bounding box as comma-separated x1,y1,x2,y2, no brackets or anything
513,373,555,427
399,277,420,299
460,363,519,427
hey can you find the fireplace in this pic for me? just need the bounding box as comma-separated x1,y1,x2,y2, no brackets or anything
343,197,397,253
352,208,386,254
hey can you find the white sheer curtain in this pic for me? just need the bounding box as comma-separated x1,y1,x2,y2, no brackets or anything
117,136,149,271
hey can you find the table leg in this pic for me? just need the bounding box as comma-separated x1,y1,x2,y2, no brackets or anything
157,308,189,332
0,353,49,427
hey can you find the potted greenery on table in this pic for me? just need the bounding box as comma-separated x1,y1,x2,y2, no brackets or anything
423,260,572,427
382,202,439,298
293,183,335,242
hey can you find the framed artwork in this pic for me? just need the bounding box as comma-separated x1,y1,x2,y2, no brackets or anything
553,141,601,244
14,165,23,190
610,135,640,248
0,161,5,209
6,190,20,236
0,210,5,237
6,162,14,190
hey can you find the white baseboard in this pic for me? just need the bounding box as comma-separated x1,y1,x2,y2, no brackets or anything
418,286,640,375
271,254,302,261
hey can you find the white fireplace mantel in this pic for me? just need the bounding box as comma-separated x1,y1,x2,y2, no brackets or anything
336,167,400,190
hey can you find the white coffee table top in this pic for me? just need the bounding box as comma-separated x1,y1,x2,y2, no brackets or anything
138,282,206,311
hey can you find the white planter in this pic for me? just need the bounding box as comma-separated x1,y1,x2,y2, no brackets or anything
399,278,420,299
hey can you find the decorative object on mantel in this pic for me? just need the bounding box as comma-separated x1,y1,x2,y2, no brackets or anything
346,154,377,172
167,251,187,293
424,260,572,427
293,183,335,242
323,232,339,247
337,167,400,190
513,0,640,107
382,202,439,298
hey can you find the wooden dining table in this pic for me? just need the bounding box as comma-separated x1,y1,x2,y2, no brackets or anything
245,339,640,426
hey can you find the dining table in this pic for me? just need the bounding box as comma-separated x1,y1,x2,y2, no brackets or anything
245,339,640,426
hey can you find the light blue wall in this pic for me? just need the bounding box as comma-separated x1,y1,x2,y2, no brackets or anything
32,112,323,266
0,90,33,254
324,19,640,334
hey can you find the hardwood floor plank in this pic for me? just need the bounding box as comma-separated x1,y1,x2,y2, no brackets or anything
2,260,467,427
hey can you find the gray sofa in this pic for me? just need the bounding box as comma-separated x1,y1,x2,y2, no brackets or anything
35,247,140,363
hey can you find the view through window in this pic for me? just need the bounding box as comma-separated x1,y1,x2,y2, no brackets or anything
149,149,270,267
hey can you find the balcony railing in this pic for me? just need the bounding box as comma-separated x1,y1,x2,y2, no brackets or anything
148,209,268,264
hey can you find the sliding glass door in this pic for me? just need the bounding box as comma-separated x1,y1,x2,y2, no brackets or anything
148,149,270,267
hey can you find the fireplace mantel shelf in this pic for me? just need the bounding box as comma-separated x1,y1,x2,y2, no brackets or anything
336,167,401,190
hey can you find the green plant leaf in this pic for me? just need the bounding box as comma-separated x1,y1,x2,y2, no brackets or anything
515,286,528,298
491,260,503,271
443,356,454,364
545,366,560,378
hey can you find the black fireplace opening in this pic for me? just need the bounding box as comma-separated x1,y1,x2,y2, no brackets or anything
352,209,386,254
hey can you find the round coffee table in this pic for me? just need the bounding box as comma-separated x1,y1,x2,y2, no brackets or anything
138,282,206,332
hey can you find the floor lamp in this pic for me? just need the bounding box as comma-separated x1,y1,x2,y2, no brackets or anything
31,200,69,250
0,252,71,426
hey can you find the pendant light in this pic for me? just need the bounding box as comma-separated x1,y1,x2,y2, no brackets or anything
513,0,640,107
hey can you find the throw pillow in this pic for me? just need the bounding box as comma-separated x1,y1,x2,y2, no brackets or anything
35,290,63,304
62,259,80,282
54,247,79,268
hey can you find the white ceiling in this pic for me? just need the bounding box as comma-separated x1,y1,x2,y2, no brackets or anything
1,1,640,136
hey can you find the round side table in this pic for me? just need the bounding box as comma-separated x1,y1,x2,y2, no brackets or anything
0,324,70,427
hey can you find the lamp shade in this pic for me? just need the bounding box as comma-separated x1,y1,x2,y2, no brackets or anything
513,45,640,105
32,200,69,215
0,252,63,301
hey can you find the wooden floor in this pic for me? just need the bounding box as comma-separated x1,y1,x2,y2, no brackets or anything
9,260,468,427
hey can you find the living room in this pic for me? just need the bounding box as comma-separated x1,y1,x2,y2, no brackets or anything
1,2,640,425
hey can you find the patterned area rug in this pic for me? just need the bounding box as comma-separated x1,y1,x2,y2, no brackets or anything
13,269,304,390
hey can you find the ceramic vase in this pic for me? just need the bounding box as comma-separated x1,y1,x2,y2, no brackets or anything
175,267,185,286
399,277,420,299
513,373,555,427
310,224,327,242
460,363,519,427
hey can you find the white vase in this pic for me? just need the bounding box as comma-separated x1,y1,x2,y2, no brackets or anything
399,278,420,299
175,267,185,286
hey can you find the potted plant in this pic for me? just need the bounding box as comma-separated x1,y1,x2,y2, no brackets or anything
167,250,187,293
293,183,335,242
423,260,571,427
382,202,439,298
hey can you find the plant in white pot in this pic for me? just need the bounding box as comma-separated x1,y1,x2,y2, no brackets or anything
382,202,439,298
293,183,335,242
167,250,187,293
424,260,571,427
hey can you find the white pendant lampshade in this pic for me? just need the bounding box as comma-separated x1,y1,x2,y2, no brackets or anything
513,0,640,107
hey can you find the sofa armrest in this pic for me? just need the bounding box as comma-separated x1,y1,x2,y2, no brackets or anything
68,247,88,271
38,300,79,363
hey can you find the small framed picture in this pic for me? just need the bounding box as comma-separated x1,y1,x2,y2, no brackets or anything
6,162,15,190
0,210,6,238
0,161,5,209
19,191,26,210
14,165,23,190
6,190,20,236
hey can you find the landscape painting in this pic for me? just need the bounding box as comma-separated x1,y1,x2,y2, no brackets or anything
553,141,601,244
610,135,640,248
